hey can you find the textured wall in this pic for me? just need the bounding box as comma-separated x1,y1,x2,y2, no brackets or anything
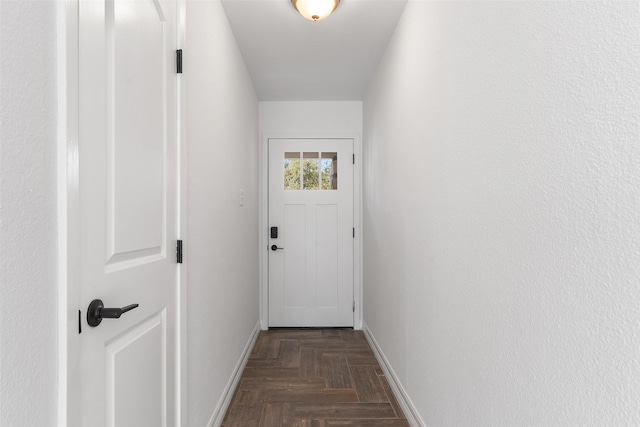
0,1,59,426
363,1,640,425
185,1,259,426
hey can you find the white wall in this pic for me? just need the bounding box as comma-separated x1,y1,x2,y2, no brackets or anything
185,1,259,426
363,1,640,425
0,1,59,426
259,101,362,135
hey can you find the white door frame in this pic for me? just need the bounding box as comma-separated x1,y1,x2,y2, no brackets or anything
56,1,187,425
259,133,363,330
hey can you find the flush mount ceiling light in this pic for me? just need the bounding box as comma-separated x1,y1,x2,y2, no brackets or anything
291,0,340,22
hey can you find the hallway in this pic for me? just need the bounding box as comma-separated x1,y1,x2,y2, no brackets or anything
1,0,639,426
221,329,408,427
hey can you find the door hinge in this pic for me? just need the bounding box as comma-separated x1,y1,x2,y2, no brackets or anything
176,49,183,74
353,227,355,238
352,300,355,312
352,154,355,164
176,239,183,263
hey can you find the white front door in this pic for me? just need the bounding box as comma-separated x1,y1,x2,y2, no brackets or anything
268,138,354,327
75,0,179,425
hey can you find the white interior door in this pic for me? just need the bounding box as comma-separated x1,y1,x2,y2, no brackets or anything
268,138,354,327
76,0,179,425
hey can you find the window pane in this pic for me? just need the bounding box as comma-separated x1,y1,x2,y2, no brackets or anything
284,152,300,190
303,152,319,190
321,152,337,190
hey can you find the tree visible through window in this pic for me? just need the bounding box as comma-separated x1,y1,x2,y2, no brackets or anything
284,152,336,190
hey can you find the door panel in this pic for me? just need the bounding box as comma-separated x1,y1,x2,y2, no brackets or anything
269,139,353,327
284,204,306,308
109,0,165,262
108,311,165,427
77,0,178,425
316,204,338,308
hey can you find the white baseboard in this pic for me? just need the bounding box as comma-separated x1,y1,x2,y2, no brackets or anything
207,322,261,427
362,323,426,427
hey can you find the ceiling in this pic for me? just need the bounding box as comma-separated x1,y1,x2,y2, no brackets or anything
221,0,408,101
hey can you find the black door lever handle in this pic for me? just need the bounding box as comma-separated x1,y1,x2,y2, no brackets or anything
87,299,139,327
271,245,284,251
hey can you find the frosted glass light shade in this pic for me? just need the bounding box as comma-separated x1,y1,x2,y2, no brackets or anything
291,0,340,21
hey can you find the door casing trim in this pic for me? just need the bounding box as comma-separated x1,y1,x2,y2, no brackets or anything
259,133,363,330
57,2,78,425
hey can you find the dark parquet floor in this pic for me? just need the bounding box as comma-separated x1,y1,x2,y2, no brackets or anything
221,329,409,427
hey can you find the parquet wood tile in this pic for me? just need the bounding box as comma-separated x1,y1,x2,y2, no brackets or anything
222,389,265,426
348,365,388,403
221,329,409,427
293,403,397,419
323,355,353,389
299,347,319,378
242,367,302,378
265,388,359,404
260,403,294,427
241,377,327,390
346,356,379,366
277,340,301,368
379,373,405,419
326,420,413,426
